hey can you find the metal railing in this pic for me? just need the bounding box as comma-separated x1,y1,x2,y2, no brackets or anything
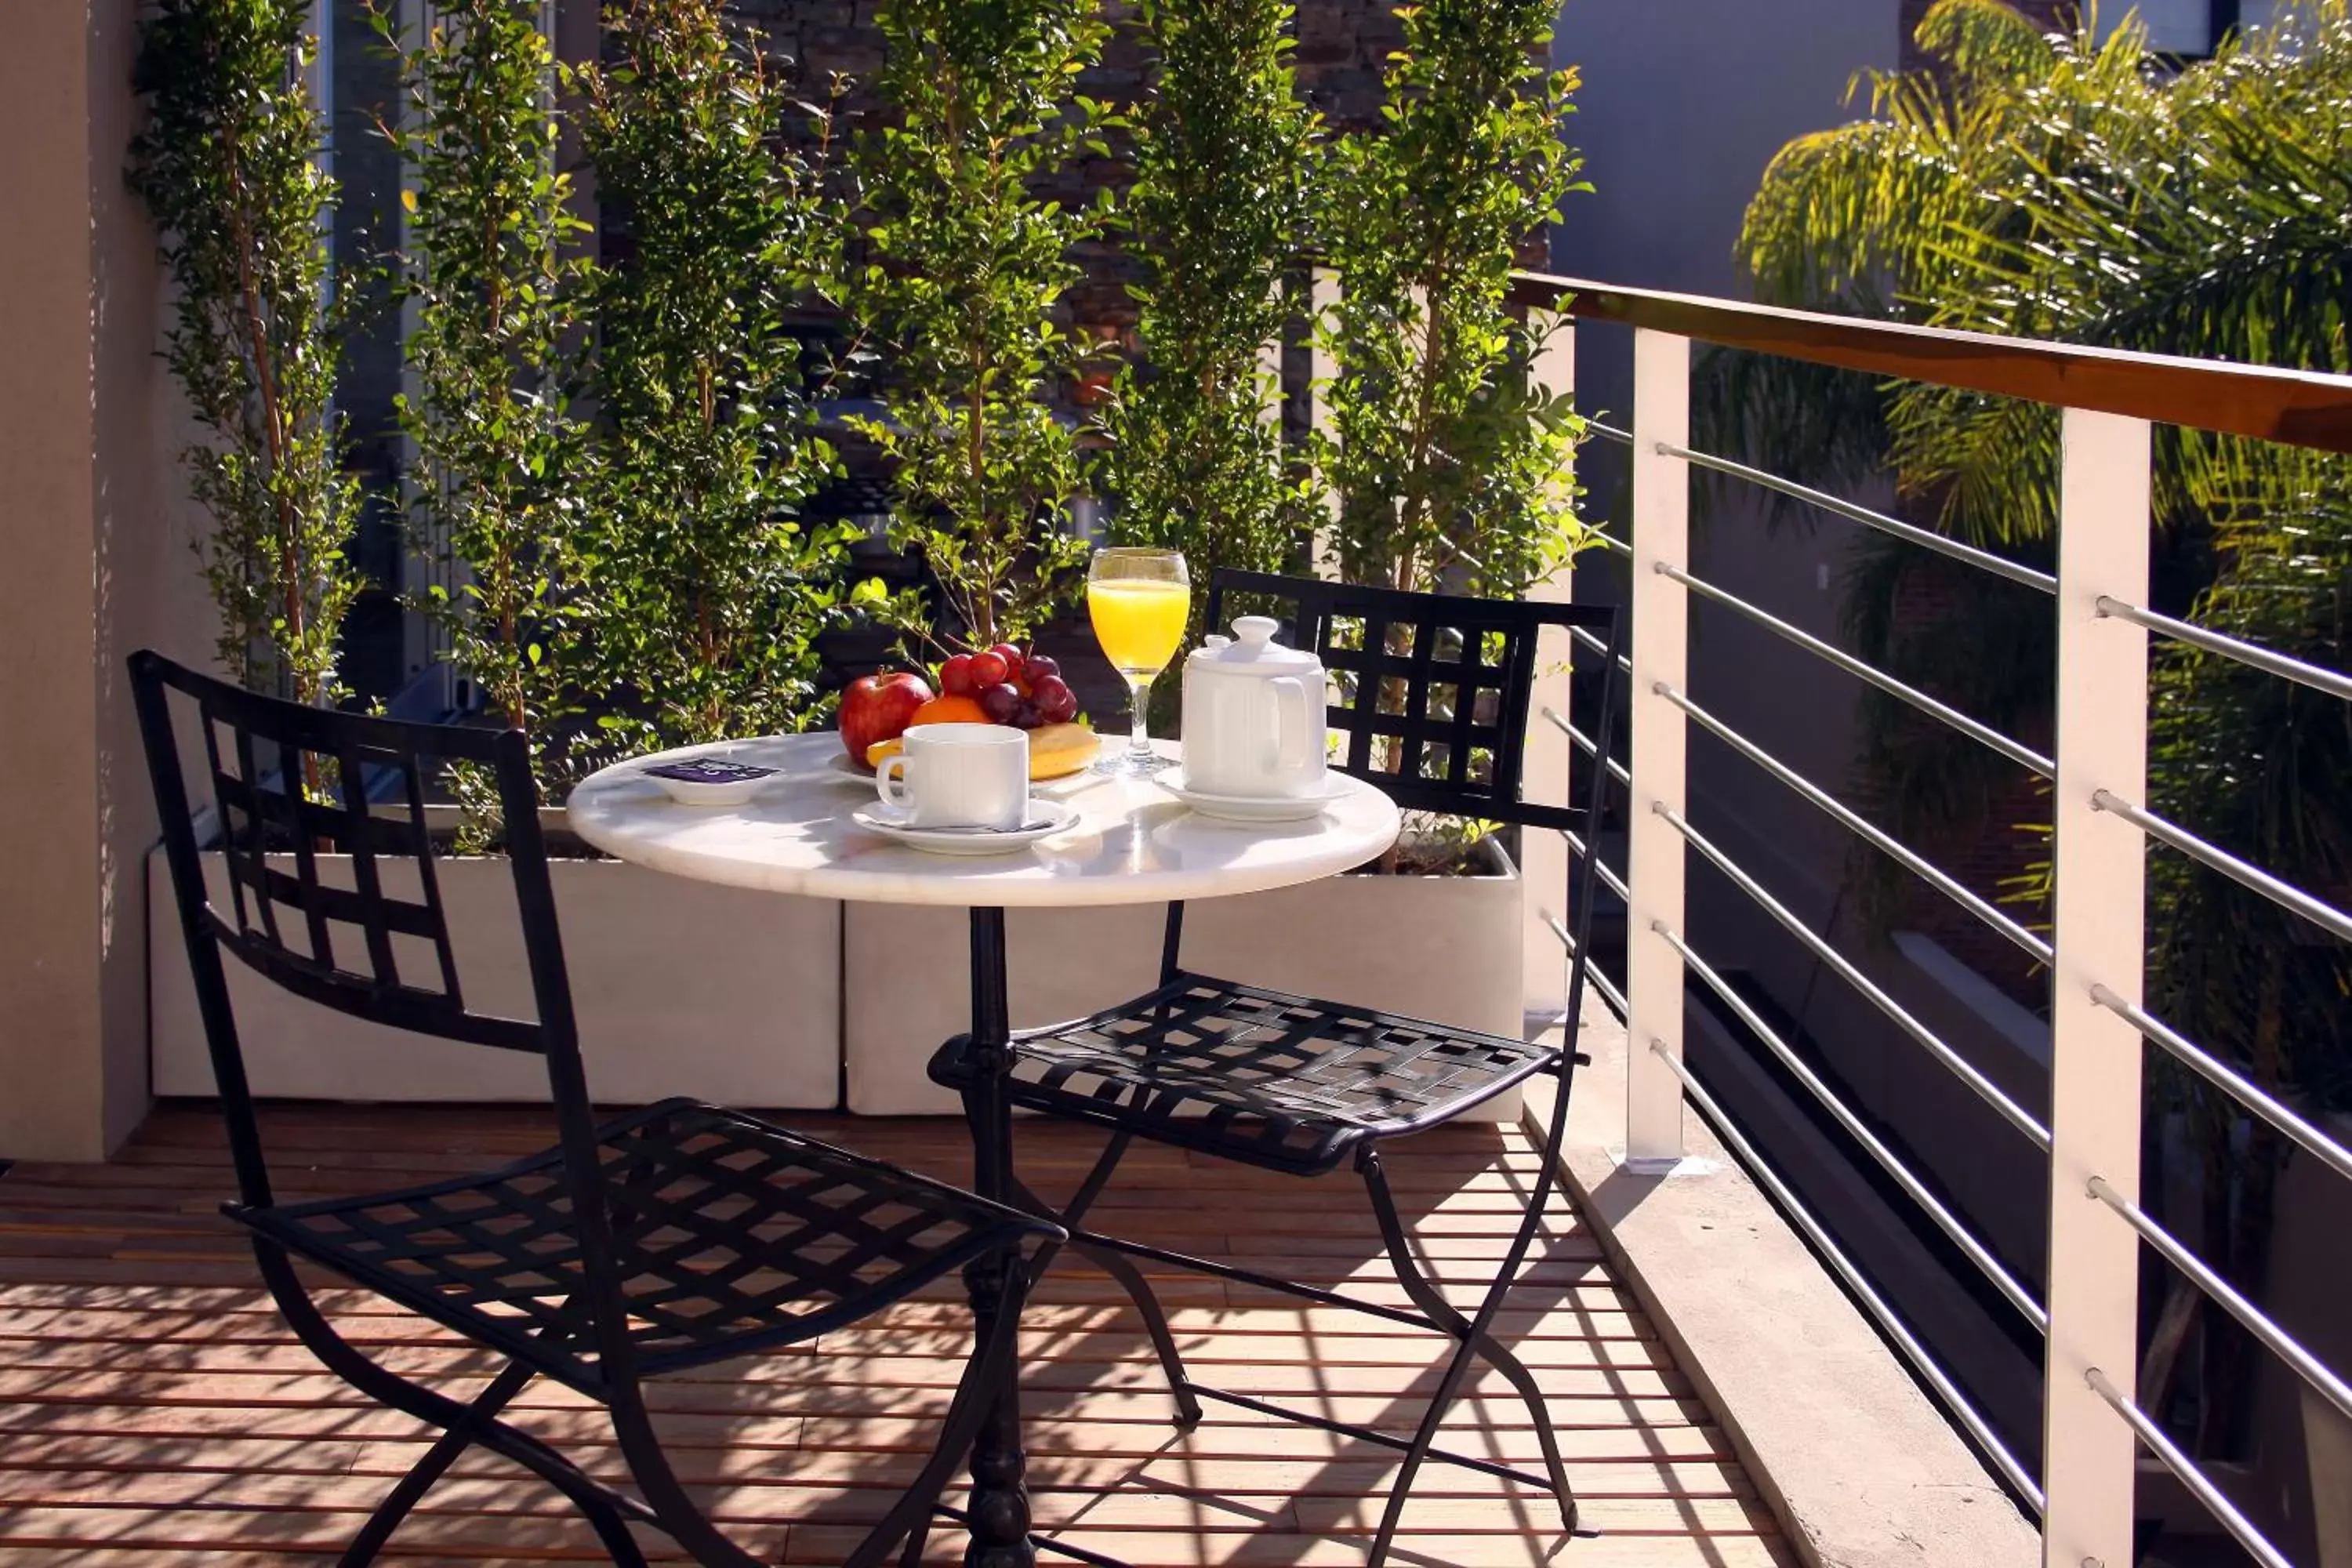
1512,271,2352,1566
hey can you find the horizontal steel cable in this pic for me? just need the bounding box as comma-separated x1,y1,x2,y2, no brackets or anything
2092,790,2352,946
1559,827,1632,903
1587,419,1633,445
1649,1040,2045,1512
1659,561,2056,779
1542,707,1632,788
1657,922,2049,1330
1544,914,1629,1019
1656,804,2054,1150
1567,626,1634,672
2085,1368,2290,1568
2091,985,2352,1185
2088,1177,2352,1428
2097,595,2352,704
1655,682,2053,966
1659,440,2057,594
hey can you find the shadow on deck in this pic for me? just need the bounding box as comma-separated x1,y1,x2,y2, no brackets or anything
0,1103,1788,1566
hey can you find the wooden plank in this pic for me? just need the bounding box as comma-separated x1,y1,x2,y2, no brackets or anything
0,1103,1788,1566
1512,269,2352,455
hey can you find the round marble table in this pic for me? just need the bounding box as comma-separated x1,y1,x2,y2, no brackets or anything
568,731,1400,908
570,729,1399,1568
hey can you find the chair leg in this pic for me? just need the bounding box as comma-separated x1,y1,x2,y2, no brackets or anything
844,1255,1036,1568
337,1356,536,1566
1359,1152,1573,1526
253,1244,657,1566
1010,1135,1202,1428
1356,1149,1580,1568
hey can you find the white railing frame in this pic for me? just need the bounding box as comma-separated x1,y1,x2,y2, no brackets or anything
1521,307,1578,1018
2042,407,2152,1568
1622,328,1693,1171
1562,284,2352,1568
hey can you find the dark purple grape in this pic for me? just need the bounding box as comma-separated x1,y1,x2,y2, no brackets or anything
978,682,1023,724
1014,701,1044,729
1032,675,1077,724
1023,655,1060,683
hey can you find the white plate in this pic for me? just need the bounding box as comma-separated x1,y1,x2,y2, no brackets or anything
849,799,1080,855
1153,768,1354,823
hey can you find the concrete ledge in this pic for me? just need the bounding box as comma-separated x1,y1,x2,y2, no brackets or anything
1526,998,2038,1568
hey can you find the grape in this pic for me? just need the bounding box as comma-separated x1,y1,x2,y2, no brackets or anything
1032,674,1077,724
1014,701,1043,729
968,650,1010,688
978,682,1023,724
939,653,978,697
1024,655,1060,682
989,642,1027,681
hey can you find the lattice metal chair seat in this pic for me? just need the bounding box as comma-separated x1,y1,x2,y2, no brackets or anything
132,651,1062,1568
931,571,1623,1568
938,975,1558,1177
240,1098,1036,1388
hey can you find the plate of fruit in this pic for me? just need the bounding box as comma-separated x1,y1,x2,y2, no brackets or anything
837,642,1100,783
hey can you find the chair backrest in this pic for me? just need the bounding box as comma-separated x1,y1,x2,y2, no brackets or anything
130,651,589,1207
1200,569,1622,831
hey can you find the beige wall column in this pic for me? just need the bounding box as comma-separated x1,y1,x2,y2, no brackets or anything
0,0,210,1160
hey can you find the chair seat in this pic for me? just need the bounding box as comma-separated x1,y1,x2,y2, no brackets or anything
930,974,1560,1176
235,1099,1047,1392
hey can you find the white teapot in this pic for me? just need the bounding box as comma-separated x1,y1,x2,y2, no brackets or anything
1179,615,1329,798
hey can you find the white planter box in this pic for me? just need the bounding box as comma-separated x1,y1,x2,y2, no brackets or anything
845,837,1526,1117
149,843,841,1108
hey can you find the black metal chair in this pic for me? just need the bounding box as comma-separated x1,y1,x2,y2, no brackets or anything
931,570,1624,1566
131,650,1065,1568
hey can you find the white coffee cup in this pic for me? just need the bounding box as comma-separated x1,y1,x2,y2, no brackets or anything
877,724,1031,829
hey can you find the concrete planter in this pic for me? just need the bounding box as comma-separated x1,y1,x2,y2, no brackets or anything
149,835,841,1108
844,835,1525,1116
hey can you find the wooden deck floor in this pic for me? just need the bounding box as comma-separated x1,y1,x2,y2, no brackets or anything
0,1103,1790,1566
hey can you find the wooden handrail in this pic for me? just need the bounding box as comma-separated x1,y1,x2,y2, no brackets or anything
1511,270,2352,456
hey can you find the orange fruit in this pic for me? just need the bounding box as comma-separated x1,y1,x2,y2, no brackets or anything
907,694,989,728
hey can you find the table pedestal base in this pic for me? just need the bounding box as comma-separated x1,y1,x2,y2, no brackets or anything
960,907,1035,1568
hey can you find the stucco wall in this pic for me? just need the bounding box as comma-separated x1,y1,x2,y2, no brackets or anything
0,0,213,1160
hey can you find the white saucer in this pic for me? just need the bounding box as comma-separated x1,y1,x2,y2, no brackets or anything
850,799,1080,855
1153,768,1352,823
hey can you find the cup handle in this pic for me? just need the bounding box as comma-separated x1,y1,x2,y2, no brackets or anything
878,755,913,811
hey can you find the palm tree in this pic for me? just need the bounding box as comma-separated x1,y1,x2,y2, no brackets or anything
1715,0,2352,1457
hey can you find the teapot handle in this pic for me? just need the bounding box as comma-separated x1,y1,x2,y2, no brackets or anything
1270,677,1316,775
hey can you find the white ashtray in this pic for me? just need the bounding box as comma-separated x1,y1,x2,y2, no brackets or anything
639,758,780,807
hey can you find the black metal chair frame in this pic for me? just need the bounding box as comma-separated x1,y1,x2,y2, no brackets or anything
132,650,1065,1568
931,571,1624,1568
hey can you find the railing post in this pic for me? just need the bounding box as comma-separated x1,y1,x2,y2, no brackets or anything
1523,307,1575,1019
1624,328,1691,1171
1308,267,1341,581
2043,407,2151,1568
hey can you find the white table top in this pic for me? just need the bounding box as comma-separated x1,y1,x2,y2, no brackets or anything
568,732,1402,909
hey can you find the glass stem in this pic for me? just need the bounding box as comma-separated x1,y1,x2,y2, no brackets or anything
1127,675,1152,759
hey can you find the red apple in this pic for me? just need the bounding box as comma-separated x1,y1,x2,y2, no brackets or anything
840,670,933,760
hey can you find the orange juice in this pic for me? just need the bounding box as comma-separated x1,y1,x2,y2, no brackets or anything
1087,579,1190,677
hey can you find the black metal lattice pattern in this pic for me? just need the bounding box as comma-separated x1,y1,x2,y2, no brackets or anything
1202,569,1619,833
241,1100,1044,1388
154,659,550,1052
932,976,1560,1177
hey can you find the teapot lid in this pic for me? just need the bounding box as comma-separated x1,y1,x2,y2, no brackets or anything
1186,615,1321,677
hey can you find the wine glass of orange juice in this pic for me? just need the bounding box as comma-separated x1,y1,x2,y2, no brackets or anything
1087,546,1190,775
